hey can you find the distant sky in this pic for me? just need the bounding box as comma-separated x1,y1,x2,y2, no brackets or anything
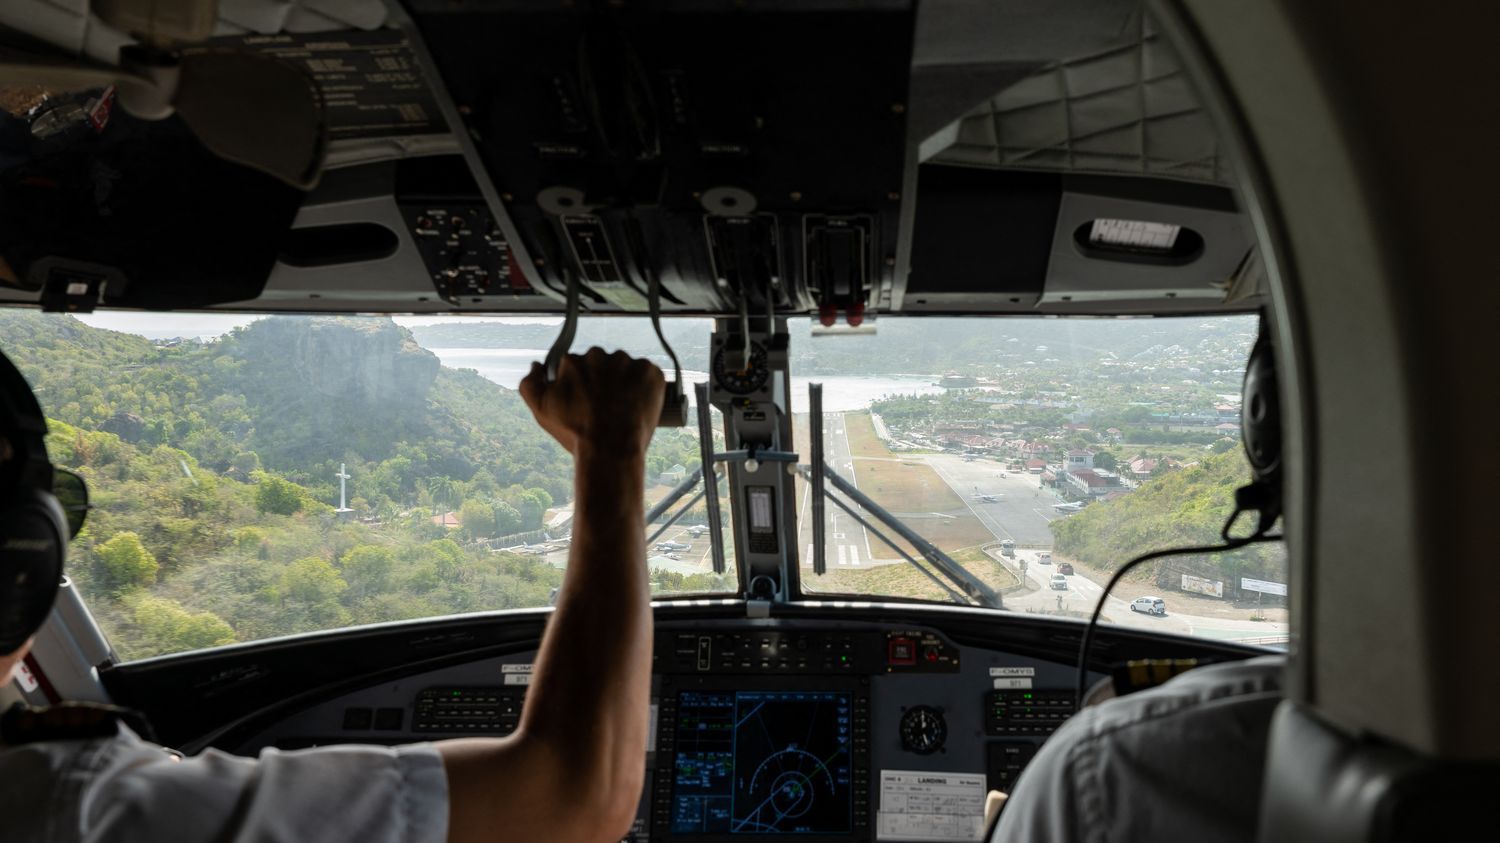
75,313,561,340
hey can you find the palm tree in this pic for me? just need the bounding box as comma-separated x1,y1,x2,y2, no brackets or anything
425,476,457,517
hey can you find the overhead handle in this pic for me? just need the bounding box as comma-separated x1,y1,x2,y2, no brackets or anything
647,251,689,428
543,265,581,383
543,263,684,428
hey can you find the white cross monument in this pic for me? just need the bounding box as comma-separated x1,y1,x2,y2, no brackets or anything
335,463,354,517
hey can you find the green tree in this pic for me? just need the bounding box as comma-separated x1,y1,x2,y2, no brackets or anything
280,556,348,603
229,451,262,476
493,501,522,535
1093,451,1118,471
426,539,465,580
425,476,458,516
132,596,236,656
340,545,395,597
96,531,159,588
460,499,496,539
254,472,304,515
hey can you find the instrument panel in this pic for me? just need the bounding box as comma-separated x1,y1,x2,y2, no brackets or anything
233,619,1088,842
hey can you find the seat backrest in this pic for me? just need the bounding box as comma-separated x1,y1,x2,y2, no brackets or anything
1258,701,1500,842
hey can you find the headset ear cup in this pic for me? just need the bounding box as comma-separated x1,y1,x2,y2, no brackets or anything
0,490,66,655
1241,332,1283,486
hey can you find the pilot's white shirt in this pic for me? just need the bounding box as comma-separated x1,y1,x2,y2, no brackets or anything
0,724,448,842
993,655,1284,843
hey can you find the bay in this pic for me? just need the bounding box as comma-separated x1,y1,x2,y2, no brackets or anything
425,347,942,412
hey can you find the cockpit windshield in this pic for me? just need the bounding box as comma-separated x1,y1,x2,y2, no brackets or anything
3,309,1286,661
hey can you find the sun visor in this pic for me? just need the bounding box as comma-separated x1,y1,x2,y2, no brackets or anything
0,102,303,310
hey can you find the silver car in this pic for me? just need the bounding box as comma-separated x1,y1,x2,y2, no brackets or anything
1131,596,1167,615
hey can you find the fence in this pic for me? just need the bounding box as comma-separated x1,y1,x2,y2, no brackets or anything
477,528,553,550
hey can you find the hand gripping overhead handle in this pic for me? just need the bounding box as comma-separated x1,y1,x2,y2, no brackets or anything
543,266,688,428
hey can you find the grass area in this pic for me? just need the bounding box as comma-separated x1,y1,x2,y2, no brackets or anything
845,412,893,458
805,545,1018,602
949,546,1022,591
853,459,961,512
863,512,994,556
793,410,995,559
808,560,964,602
850,459,991,555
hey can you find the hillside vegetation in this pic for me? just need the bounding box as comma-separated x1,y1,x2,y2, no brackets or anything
0,312,712,659
1050,449,1286,588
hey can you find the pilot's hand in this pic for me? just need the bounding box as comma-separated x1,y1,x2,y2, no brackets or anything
520,348,665,457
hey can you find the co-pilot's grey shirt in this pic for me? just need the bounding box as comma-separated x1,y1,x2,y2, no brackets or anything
0,724,448,842
993,655,1284,843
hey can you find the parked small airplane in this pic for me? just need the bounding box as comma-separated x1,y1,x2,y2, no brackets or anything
655,540,690,551
1052,501,1086,513
972,492,1002,503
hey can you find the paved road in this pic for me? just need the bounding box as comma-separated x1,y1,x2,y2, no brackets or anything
1002,547,1288,642
921,455,1061,546
795,413,887,570
915,454,1291,643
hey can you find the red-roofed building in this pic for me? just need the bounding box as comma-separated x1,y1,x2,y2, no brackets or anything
1065,468,1124,498
1026,458,1047,474
430,511,461,528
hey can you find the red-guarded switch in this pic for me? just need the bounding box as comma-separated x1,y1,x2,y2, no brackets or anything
888,637,916,666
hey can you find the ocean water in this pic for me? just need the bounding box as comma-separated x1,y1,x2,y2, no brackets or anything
427,347,942,412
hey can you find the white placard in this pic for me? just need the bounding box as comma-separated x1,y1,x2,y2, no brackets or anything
877,770,986,841
14,661,39,693
648,703,658,748
989,667,1035,677
502,663,533,685
992,677,1033,689
1240,577,1288,597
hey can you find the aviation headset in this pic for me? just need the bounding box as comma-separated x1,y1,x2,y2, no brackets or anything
1239,323,1283,530
0,349,65,655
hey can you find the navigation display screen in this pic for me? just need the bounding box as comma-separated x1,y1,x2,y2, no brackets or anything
670,690,854,835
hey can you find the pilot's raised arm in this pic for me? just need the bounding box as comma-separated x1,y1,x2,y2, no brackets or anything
0,348,663,843
444,349,664,842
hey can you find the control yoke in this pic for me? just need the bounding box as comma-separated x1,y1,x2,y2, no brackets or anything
542,265,689,427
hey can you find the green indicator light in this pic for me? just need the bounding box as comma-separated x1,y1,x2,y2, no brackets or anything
841,655,849,662
1023,693,1033,699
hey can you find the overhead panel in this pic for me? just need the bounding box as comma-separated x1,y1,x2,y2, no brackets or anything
405,0,916,322
923,8,1231,186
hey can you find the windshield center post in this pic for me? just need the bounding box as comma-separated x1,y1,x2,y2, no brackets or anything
709,316,800,602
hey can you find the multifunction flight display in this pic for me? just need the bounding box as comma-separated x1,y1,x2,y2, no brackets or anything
669,690,858,836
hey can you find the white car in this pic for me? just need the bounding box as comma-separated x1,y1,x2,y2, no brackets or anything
1037,552,1052,565
1049,574,1068,590
1131,596,1167,615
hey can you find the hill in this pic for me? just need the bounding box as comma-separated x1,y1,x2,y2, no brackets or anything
1049,449,1287,590
0,311,573,506
0,312,592,659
